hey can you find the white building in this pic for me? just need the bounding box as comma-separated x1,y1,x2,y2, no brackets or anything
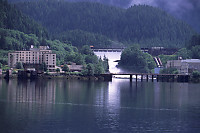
166,59,200,74
8,46,56,71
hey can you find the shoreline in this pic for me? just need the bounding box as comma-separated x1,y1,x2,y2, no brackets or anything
1,74,200,83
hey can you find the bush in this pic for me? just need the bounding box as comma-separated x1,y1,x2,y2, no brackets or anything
160,67,178,74
192,71,200,79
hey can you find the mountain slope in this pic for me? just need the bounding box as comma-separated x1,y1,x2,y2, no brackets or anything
15,1,195,47
0,0,48,38
8,0,200,33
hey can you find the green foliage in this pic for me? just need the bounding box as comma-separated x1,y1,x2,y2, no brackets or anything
16,1,195,47
176,48,191,59
175,35,200,60
15,62,23,69
192,70,200,79
62,64,69,72
158,54,178,66
86,63,94,76
56,68,60,73
0,0,48,38
119,45,154,72
0,50,9,65
40,62,47,72
80,45,94,55
94,62,104,75
56,30,112,48
160,68,179,74
102,56,109,72
12,70,17,74
191,46,200,59
187,35,200,49
0,28,40,50
144,53,156,70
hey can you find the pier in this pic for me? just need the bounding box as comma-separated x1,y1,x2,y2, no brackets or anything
101,73,190,82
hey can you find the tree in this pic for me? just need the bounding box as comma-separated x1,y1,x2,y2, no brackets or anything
102,56,109,72
191,46,200,59
94,63,104,74
144,53,156,70
119,45,148,72
192,70,200,79
62,64,69,72
86,63,94,76
40,62,47,72
177,48,191,59
160,68,178,74
15,62,23,69
56,68,60,73
80,45,94,55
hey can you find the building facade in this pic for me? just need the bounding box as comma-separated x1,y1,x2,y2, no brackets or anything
166,59,200,74
8,46,56,71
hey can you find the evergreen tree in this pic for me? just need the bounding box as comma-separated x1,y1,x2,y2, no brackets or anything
62,64,69,72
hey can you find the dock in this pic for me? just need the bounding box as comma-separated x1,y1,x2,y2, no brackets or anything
100,73,190,82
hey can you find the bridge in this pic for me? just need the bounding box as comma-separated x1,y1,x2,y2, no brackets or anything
91,48,124,52
100,73,190,82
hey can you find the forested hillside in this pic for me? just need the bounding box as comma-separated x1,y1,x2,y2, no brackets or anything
15,0,195,48
0,0,48,38
0,1,109,74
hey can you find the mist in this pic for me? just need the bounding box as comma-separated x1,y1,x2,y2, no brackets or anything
8,0,200,32
129,0,200,32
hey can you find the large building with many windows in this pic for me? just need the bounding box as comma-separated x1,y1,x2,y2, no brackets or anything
166,59,200,74
8,46,56,71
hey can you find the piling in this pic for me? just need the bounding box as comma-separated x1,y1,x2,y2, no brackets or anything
136,74,138,82
141,75,143,82
146,75,148,82
130,75,132,82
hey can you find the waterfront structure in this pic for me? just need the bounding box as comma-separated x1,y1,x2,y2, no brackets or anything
68,64,83,72
166,59,200,74
8,46,56,71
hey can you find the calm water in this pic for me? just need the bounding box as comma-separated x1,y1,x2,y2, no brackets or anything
0,78,200,133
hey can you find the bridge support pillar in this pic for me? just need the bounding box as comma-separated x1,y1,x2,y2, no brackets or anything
136,74,138,82
130,75,132,82
146,75,148,82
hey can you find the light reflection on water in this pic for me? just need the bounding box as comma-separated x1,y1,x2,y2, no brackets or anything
94,51,122,73
0,79,200,133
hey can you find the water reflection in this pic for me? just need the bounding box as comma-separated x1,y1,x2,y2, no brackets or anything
94,51,122,73
0,79,200,132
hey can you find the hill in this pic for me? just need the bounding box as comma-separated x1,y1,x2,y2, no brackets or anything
15,1,195,48
0,0,48,38
8,0,200,33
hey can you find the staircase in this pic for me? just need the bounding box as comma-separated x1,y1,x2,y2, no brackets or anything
154,57,163,68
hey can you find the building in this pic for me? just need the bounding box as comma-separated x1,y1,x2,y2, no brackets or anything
8,46,56,71
68,64,83,72
166,59,200,74
0,69,2,75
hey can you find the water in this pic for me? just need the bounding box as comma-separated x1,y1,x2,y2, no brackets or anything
0,78,200,133
94,51,122,73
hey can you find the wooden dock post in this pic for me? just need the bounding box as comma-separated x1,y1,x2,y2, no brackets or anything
157,75,159,82
172,75,175,82
130,74,132,82
146,75,148,82
161,75,164,82
152,75,154,82
136,74,138,82
141,75,143,82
